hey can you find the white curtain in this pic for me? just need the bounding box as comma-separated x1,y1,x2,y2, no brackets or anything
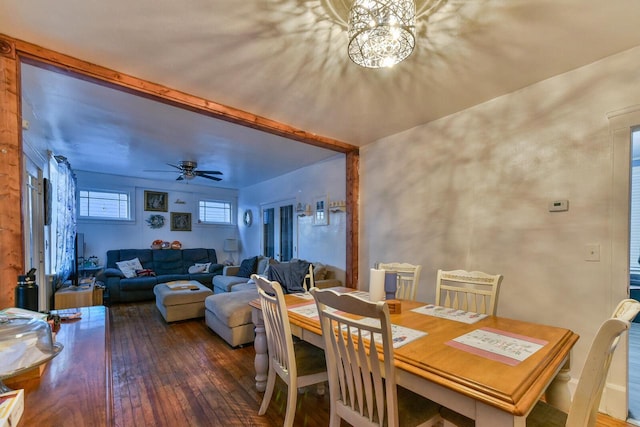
50,155,76,288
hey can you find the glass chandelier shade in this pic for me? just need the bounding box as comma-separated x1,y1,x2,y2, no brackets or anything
348,0,416,68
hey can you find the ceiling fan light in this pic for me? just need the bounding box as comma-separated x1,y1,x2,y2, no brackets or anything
348,0,416,68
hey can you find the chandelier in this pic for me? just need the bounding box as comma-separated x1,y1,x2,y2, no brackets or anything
348,0,416,68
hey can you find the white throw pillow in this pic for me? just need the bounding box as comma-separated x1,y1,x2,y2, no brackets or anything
116,258,143,278
188,263,211,274
197,262,211,271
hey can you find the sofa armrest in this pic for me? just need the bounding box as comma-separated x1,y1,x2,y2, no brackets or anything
223,265,240,276
314,279,342,289
104,267,124,278
210,263,224,275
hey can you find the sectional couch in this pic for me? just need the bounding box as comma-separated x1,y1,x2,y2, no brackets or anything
103,248,223,303
205,256,342,347
212,256,341,294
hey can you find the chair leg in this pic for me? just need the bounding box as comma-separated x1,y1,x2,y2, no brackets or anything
283,381,298,427
258,368,276,416
329,411,341,427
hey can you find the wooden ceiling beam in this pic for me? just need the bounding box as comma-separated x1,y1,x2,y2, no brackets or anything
0,33,359,304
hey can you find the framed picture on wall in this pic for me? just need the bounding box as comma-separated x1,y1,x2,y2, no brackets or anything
144,190,168,212
171,212,192,231
314,195,329,226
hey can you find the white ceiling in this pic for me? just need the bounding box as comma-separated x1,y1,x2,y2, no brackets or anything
3,0,640,187
20,63,341,189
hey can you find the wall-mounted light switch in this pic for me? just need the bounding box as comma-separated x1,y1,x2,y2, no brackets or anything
549,200,569,212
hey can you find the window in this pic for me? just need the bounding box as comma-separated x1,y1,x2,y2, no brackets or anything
199,200,233,224
79,190,131,220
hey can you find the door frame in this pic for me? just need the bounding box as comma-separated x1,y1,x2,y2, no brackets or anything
609,104,640,420
22,155,47,310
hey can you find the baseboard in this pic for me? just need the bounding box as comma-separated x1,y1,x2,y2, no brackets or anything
562,377,628,421
600,381,627,420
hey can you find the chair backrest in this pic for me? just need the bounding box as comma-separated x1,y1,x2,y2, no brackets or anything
310,288,399,427
566,299,640,427
253,274,298,381
611,298,640,322
304,264,315,291
376,262,422,300
435,269,503,315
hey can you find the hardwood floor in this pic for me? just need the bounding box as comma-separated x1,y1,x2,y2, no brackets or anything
109,302,635,427
110,302,331,427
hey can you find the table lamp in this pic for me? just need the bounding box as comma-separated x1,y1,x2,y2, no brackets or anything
223,238,238,265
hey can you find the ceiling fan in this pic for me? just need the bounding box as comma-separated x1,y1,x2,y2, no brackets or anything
148,160,223,182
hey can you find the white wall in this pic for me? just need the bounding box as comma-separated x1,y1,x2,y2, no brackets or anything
238,155,347,283
360,45,640,418
75,171,238,265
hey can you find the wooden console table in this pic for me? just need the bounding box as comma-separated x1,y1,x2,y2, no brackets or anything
5,305,112,426
55,279,97,309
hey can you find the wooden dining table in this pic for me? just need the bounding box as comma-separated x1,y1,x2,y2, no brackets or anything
250,288,579,427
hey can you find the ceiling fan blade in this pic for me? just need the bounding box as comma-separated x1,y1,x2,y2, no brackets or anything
143,169,176,173
146,162,222,182
199,174,222,181
196,170,223,175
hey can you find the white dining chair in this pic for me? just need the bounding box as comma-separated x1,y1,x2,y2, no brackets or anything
253,274,328,427
434,269,503,315
376,262,422,300
303,263,315,291
441,298,640,427
310,287,442,427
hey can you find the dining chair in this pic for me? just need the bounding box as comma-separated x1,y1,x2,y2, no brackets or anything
304,263,315,291
434,269,503,315
310,287,442,427
376,262,422,300
440,298,640,427
253,274,328,427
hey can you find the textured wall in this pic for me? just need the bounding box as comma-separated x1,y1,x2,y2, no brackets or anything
239,155,346,282
360,45,640,416
76,171,238,264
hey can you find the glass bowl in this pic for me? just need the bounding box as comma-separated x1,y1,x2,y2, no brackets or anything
0,316,63,392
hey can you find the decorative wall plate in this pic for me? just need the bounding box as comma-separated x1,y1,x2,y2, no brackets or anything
243,209,253,226
146,214,165,229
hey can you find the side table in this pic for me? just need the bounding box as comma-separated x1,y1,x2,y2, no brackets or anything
93,283,105,306
55,281,95,309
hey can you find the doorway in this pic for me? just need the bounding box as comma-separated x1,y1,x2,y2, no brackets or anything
22,156,47,310
261,200,296,262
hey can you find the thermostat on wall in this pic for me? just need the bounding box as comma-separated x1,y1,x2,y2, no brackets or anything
548,200,569,212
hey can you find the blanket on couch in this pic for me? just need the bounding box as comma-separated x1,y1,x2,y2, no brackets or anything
267,259,310,294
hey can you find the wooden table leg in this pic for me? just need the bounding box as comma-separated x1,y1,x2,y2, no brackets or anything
545,357,572,412
252,307,268,392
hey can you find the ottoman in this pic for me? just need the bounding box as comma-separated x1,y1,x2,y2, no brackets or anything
205,288,257,347
154,281,213,322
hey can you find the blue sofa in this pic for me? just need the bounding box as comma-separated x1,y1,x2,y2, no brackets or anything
103,248,223,303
